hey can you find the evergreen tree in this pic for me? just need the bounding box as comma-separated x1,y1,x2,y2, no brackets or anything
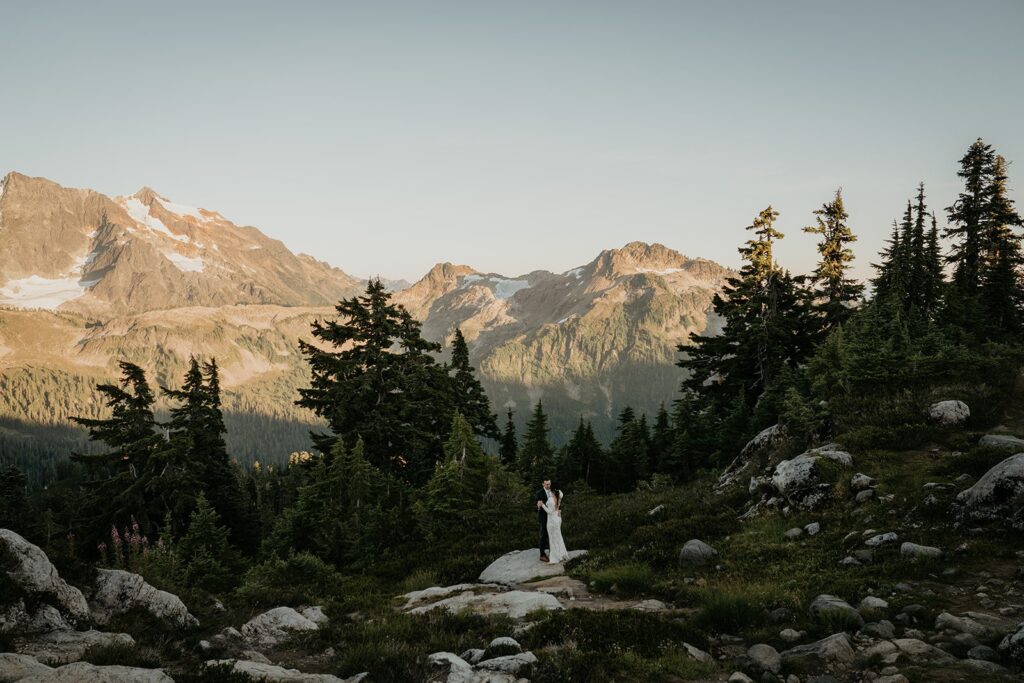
442,411,490,500
556,418,603,487
648,404,673,475
176,493,236,593
979,155,1024,336
72,362,167,536
499,409,518,467
448,329,499,439
946,139,994,307
605,407,650,491
162,358,248,546
679,206,813,416
516,401,554,486
923,212,945,317
803,188,863,332
0,465,30,534
297,279,455,484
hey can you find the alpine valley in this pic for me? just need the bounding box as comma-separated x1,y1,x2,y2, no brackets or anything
0,172,732,474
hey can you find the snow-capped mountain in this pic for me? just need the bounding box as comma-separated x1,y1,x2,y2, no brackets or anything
0,172,361,314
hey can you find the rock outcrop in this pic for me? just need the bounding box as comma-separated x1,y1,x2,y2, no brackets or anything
477,549,587,585
928,400,970,426
88,568,197,629
956,452,1024,529
15,661,173,682
241,607,321,649
0,529,90,632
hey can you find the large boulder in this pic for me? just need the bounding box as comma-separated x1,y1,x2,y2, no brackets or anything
716,424,787,493
770,447,852,510
928,400,970,426
0,653,52,682
16,662,173,682
89,568,198,629
425,652,475,683
999,622,1024,665
241,607,320,649
979,434,1024,451
478,549,587,585
678,539,717,567
780,633,855,673
0,529,90,631
14,630,135,666
474,651,537,675
809,595,864,628
206,659,349,682
409,588,561,620
901,542,941,559
956,452,1024,529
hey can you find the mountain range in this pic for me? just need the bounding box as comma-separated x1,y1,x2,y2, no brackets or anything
0,172,732,472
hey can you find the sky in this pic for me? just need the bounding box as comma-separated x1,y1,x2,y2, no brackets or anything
2,1,1022,282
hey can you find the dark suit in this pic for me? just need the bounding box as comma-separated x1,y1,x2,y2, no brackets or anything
535,488,550,557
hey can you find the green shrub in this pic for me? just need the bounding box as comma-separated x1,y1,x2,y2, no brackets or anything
589,562,655,596
838,423,932,451
236,552,345,608
694,591,766,634
397,569,439,595
938,445,1013,478
523,609,704,656
173,662,256,683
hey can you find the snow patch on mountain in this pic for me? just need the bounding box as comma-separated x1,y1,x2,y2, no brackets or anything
121,198,190,242
157,197,215,222
460,274,531,299
0,274,86,309
163,250,205,273
564,267,583,279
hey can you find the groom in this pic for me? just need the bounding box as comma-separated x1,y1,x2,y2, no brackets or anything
535,478,552,563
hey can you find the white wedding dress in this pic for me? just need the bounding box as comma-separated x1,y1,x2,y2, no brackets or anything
544,496,569,563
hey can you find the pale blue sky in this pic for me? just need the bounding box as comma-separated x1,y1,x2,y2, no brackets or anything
2,1,1021,281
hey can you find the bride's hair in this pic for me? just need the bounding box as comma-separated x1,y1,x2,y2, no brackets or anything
552,488,563,510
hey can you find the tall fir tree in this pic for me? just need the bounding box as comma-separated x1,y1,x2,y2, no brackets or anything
516,401,555,487
72,362,168,537
648,404,673,475
499,409,518,467
803,188,863,332
556,418,603,487
297,279,455,484
448,328,499,439
979,154,1024,336
679,206,812,417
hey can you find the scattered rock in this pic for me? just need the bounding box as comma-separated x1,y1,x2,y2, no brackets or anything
484,636,522,658
783,528,803,540
459,649,485,665
89,568,198,629
745,643,781,675
678,539,717,567
998,621,1024,665
241,607,320,649
14,630,134,666
781,633,855,672
809,595,864,628
865,532,898,547
631,599,668,612
900,542,941,559
850,473,875,491
478,549,587,584
979,434,1024,451
205,659,347,682
647,505,665,516
475,651,538,675
860,620,896,639
727,673,754,683
967,644,999,662
298,606,329,627
779,629,803,643
891,637,957,664
855,489,876,504
426,652,474,683
680,642,714,664
928,400,970,426
935,612,999,640
804,522,821,536
957,453,1024,530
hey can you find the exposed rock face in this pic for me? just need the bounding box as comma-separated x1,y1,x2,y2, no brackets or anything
0,529,90,631
478,549,587,585
0,172,362,315
678,539,717,567
426,652,476,683
928,400,970,426
241,607,321,649
205,659,348,682
780,633,855,672
770,447,852,510
408,588,562,620
15,661,173,682
956,452,1024,529
979,434,1024,451
0,653,52,682
89,568,198,629
14,630,134,666
474,652,537,675
1000,622,1024,665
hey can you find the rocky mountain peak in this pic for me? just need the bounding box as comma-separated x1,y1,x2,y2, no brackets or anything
590,241,689,279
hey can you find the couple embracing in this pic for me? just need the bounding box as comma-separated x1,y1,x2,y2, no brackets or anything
534,478,569,564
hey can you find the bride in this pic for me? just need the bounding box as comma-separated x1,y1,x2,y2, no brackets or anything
543,489,569,563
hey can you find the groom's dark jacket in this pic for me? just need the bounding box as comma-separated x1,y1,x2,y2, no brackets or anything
534,488,548,523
